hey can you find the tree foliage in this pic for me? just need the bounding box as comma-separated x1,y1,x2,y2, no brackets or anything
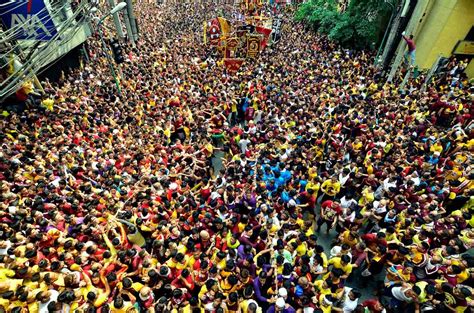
295,0,394,49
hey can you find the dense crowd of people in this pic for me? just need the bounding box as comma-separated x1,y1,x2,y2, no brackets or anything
0,1,473,312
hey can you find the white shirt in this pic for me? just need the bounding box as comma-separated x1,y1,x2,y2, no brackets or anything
239,139,251,153
39,290,59,313
373,201,387,214
210,191,221,200
0,240,11,256
340,196,357,209
391,286,413,302
339,173,350,186
342,287,358,313
330,247,352,261
383,177,396,192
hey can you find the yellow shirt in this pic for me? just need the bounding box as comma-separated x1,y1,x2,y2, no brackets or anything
328,257,353,275
352,142,363,151
318,252,329,268
340,230,359,246
306,181,320,193
319,294,332,313
456,270,470,284
28,301,40,313
110,300,135,312
314,280,331,295
237,222,247,233
205,143,214,157
131,282,144,292
321,180,341,196
241,300,262,313
94,293,109,307
359,187,375,206
305,227,315,238
308,168,318,179
0,269,15,280
198,284,209,300
41,99,54,111
430,143,443,154
182,304,204,313
0,299,9,309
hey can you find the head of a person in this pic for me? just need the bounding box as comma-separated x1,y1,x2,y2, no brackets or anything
114,296,124,309
341,254,351,265
349,289,361,301
258,271,267,284
275,297,286,311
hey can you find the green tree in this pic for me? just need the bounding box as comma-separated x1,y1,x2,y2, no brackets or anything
295,0,395,49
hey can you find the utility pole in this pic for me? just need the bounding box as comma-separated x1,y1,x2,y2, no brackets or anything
107,0,125,39
125,0,139,43
122,5,135,44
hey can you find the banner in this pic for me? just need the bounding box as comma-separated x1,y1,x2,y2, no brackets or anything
224,58,244,73
217,37,227,53
217,17,231,36
236,24,255,45
246,35,261,59
256,26,272,49
0,0,58,41
226,37,239,51
225,37,239,58
208,18,221,45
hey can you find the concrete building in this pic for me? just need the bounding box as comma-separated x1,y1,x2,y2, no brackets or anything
384,0,474,80
414,0,474,77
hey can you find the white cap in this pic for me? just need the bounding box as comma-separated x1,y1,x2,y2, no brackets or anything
278,288,287,297
276,298,285,308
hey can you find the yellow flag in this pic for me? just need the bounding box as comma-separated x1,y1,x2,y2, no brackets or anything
217,17,231,36
203,21,207,44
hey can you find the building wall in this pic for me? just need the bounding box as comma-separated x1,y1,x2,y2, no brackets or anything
466,59,474,78
415,0,474,73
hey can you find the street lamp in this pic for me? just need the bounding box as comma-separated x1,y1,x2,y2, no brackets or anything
95,2,127,96
110,2,127,15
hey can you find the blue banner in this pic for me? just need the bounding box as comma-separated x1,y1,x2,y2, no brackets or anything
0,0,58,41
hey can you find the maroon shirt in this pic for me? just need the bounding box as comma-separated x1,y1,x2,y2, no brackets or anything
403,35,416,52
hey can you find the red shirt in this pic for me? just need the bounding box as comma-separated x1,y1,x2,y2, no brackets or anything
300,191,317,209
171,275,195,291
362,299,384,313
321,200,342,215
361,233,387,249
